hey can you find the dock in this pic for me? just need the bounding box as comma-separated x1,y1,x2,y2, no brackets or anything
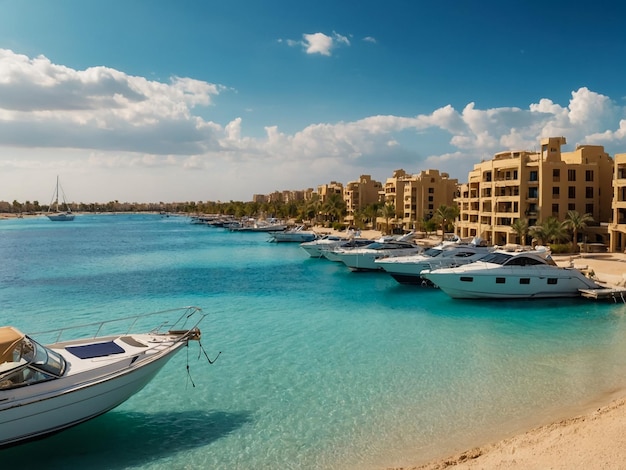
579,287,626,303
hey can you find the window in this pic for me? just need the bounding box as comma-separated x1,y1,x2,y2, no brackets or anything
428,188,434,193
586,187,593,198
586,203,594,214
547,278,558,285
428,196,433,202
529,171,538,182
585,170,594,182
568,203,576,211
568,169,576,181
568,186,576,198
552,187,560,198
553,169,560,181
552,204,559,216
528,188,538,198
460,277,473,282
520,278,530,285
496,277,506,284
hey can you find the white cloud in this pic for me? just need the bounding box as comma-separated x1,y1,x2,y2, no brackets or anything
302,32,334,56
2,49,626,202
284,31,351,56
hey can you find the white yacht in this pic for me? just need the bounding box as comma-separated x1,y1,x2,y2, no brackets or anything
300,234,350,258
300,232,373,258
269,225,318,243
0,306,213,447
421,248,601,299
376,242,494,285
330,234,423,271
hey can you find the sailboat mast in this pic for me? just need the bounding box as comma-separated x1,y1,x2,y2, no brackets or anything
55,175,60,211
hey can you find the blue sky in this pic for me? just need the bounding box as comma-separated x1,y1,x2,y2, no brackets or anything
1,0,626,203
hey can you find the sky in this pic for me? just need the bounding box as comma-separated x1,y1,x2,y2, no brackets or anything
1,0,626,204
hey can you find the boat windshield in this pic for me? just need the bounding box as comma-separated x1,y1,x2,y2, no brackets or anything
0,336,66,390
478,252,513,265
423,248,443,257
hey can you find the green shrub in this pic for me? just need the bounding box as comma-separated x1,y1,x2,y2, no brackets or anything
549,243,571,254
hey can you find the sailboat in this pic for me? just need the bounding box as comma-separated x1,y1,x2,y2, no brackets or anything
47,176,75,221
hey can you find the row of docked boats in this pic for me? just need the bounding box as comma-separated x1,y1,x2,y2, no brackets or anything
300,233,604,300
191,217,605,300
191,216,319,242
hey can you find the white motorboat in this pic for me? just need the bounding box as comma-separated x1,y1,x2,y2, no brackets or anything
330,234,423,271
321,238,376,261
227,218,287,232
421,248,601,299
0,306,212,447
375,241,494,285
269,226,318,243
47,176,75,221
300,234,350,258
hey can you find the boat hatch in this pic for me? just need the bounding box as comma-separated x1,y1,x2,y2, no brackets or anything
66,341,125,359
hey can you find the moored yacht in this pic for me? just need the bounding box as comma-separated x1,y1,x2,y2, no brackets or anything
376,242,494,285
0,306,213,447
330,233,423,271
269,225,318,243
300,234,350,258
421,248,601,299
321,238,376,261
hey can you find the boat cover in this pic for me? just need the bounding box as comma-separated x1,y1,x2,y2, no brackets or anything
0,327,26,364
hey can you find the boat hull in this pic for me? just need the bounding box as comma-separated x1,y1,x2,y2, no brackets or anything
338,248,422,271
0,341,184,447
424,270,598,299
47,213,75,221
271,232,317,243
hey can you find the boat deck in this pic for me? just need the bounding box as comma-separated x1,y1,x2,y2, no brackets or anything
579,287,626,303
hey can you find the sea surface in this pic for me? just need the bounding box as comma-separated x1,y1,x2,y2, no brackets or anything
2,214,626,469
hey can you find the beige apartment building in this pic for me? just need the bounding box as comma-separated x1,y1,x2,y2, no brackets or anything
317,181,344,204
379,168,458,232
456,137,613,246
610,153,626,252
343,175,383,225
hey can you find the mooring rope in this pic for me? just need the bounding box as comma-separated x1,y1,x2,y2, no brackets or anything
185,340,222,389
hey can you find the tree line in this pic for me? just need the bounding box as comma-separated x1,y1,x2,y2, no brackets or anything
2,196,594,251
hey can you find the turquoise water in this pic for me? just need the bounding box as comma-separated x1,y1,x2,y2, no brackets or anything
2,214,626,469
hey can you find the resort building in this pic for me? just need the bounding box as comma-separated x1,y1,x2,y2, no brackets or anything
317,181,344,204
343,175,383,226
400,169,458,231
377,169,458,232
456,136,614,246
610,153,626,252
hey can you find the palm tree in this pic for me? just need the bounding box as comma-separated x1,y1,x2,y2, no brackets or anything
381,203,396,234
511,218,529,245
432,204,459,240
529,217,569,245
352,208,366,230
563,210,594,253
363,203,381,230
321,193,346,225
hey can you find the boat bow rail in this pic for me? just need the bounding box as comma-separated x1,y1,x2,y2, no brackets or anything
31,306,206,345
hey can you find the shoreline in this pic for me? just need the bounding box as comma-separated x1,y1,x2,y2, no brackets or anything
394,392,626,470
